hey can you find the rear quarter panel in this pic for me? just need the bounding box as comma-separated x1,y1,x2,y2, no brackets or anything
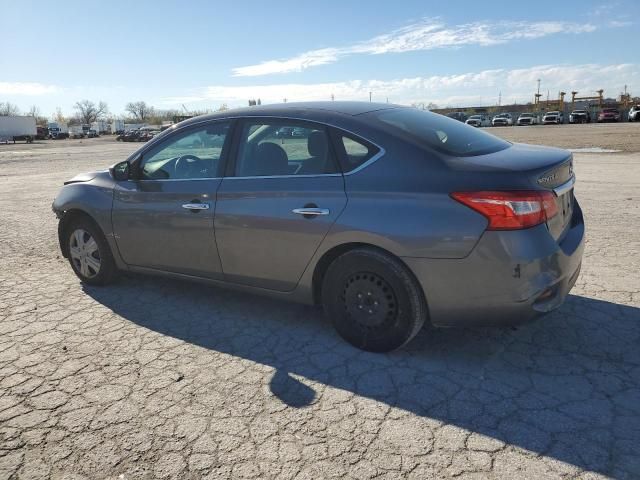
320,138,488,259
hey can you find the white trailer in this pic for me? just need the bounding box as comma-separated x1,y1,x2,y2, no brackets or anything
111,120,125,134
91,120,109,135
48,122,69,139
69,126,85,139
0,116,37,143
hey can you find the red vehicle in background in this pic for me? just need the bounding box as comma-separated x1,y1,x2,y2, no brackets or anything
597,107,621,122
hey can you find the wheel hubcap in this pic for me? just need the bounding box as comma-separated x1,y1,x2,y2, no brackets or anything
342,273,397,329
69,229,101,278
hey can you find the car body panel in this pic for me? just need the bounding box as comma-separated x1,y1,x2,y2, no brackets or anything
405,201,584,326
111,178,224,278
52,171,123,267
214,175,348,291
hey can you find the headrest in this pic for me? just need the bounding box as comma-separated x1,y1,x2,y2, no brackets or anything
307,130,328,158
251,142,288,176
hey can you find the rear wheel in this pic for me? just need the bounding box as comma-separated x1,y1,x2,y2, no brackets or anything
322,248,427,352
65,217,117,286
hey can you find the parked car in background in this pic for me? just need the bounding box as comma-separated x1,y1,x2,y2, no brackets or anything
569,110,591,124
492,113,513,126
137,131,156,142
52,102,584,352
276,127,294,137
465,114,491,127
86,129,99,138
628,105,640,122
117,130,141,142
542,111,564,125
446,111,468,123
598,108,621,123
517,113,539,126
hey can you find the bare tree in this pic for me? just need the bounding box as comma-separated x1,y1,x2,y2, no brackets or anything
74,100,108,124
53,107,67,124
125,101,154,121
216,104,229,112
0,102,20,116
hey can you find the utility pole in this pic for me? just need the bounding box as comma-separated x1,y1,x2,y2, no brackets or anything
537,79,541,96
369,91,372,102
498,91,502,107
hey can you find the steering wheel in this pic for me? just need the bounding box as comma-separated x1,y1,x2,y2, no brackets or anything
174,154,205,179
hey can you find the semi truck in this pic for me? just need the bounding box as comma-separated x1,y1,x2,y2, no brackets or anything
48,122,69,139
0,116,37,143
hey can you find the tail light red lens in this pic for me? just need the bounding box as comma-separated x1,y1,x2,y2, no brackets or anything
451,191,558,230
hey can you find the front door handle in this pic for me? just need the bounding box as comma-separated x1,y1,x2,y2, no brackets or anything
182,202,210,211
292,207,330,216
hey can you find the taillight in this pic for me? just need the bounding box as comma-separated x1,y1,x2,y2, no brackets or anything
451,191,558,230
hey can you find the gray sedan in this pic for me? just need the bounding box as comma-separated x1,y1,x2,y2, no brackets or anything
53,102,584,352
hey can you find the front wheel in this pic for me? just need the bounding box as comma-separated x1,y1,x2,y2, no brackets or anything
65,217,117,285
322,248,427,352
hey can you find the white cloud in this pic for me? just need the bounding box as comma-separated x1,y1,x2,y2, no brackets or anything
165,63,639,108
0,82,61,95
232,19,600,77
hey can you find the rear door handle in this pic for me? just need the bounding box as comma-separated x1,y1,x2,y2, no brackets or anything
292,208,330,216
182,202,210,211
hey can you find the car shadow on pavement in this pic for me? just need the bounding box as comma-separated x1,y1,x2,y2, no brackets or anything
84,275,640,477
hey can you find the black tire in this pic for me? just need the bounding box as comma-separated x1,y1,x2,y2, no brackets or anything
64,216,117,286
321,248,427,352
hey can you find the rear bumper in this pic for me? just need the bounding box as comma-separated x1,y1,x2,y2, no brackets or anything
403,201,585,327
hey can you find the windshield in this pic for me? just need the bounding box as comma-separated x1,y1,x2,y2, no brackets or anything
521,114,533,118
373,108,510,157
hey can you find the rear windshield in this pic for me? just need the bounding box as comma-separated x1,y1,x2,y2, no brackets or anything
373,108,510,157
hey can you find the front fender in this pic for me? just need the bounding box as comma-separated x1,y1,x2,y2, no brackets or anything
52,180,124,268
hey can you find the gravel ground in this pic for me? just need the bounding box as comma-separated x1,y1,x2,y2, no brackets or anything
1,124,639,479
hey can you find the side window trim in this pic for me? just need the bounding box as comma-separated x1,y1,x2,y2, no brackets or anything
225,117,342,179
328,127,384,175
134,119,235,181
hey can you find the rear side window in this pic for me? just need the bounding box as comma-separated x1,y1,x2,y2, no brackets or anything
333,133,380,173
234,121,338,177
373,108,510,157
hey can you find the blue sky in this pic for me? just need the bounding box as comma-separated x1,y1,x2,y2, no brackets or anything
1,0,638,117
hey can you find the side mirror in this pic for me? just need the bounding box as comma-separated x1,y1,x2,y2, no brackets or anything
109,160,130,181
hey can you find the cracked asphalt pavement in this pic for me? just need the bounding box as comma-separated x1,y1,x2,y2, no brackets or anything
1,128,639,479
